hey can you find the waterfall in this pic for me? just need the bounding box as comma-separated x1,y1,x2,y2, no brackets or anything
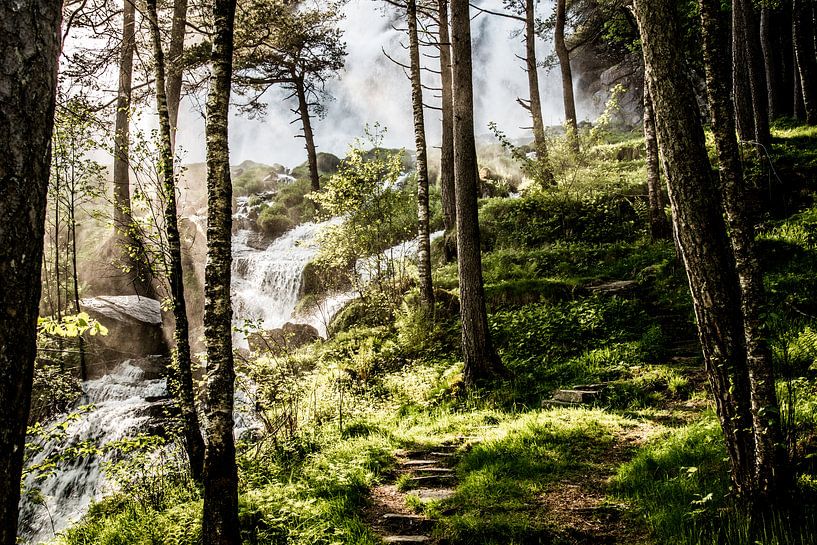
231,218,340,335
19,358,170,544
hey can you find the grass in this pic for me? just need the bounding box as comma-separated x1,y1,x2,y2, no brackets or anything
46,124,817,545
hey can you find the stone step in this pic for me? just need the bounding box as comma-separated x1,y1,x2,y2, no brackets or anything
381,513,434,533
400,459,440,467
383,536,430,544
407,474,456,486
429,451,456,458
552,389,599,404
412,467,454,475
412,487,455,503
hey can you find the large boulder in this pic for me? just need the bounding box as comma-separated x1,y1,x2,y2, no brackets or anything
80,295,168,378
247,322,320,354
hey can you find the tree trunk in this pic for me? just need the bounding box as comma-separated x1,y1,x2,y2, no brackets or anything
733,0,755,142
642,83,669,240
793,0,817,124
633,0,756,497
146,0,205,483
408,0,434,311
740,1,771,148
699,0,787,500
438,0,457,263
166,0,189,151
450,0,503,385
760,8,778,120
202,0,241,542
555,0,579,153
69,197,88,381
0,1,62,543
113,0,135,233
524,0,553,183
295,77,320,192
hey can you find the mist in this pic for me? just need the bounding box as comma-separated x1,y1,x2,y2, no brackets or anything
174,0,597,168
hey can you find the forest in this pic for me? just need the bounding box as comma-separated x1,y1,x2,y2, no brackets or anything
1,0,817,543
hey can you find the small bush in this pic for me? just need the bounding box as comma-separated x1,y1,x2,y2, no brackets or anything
257,207,294,238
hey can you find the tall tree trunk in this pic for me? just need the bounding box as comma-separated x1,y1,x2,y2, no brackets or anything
524,0,554,183
733,0,755,142
760,7,778,120
202,0,240,542
699,0,787,500
408,0,434,311
555,0,579,153
633,0,757,497
113,0,135,233
166,0,189,151
146,0,205,483
643,83,669,240
69,197,87,381
450,0,502,385
739,1,771,148
0,1,62,543
793,0,817,124
438,0,457,262
295,77,320,192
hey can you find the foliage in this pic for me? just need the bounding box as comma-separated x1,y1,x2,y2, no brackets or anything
311,127,418,307
479,192,643,250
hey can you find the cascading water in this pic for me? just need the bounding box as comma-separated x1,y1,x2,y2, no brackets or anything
19,358,170,544
231,218,342,337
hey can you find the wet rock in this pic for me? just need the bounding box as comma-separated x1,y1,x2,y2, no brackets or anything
247,322,320,353
79,296,168,378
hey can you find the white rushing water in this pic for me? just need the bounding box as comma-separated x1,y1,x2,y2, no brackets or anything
231,218,342,336
19,359,169,544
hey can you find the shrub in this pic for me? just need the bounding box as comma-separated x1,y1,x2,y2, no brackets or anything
479,193,643,250
257,207,294,238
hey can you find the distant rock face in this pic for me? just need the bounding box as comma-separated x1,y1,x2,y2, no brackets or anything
80,295,168,378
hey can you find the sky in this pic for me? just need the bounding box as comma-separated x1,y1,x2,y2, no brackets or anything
169,0,595,168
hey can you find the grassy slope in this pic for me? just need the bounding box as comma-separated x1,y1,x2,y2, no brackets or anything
50,124,817,545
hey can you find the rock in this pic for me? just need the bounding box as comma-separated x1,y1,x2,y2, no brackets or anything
588,280,639,295
383,537,430,544
552,389,599,404
80,296,168,378
247,322,320,353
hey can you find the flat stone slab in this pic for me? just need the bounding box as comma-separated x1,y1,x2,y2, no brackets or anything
408,475,456,486
412,467,454,474
412,488,455,502
400,459,439,466
383,537,430,544
552,389,599,404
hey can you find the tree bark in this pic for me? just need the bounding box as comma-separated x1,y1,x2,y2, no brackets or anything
295,76,320,191
633,0,756,497
793,0,817,124
451,0,502,385
202,0,241,542
733,0,754,142
524,0,553,183
699,0,787,500
438,0,457,263
743,1,771,148
408,0,434,311
760,7,778,120
0,1,62,543
555,0,579,153
146,0,205,483
166,0,189,151
113,0,135,233
642,83,669,240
